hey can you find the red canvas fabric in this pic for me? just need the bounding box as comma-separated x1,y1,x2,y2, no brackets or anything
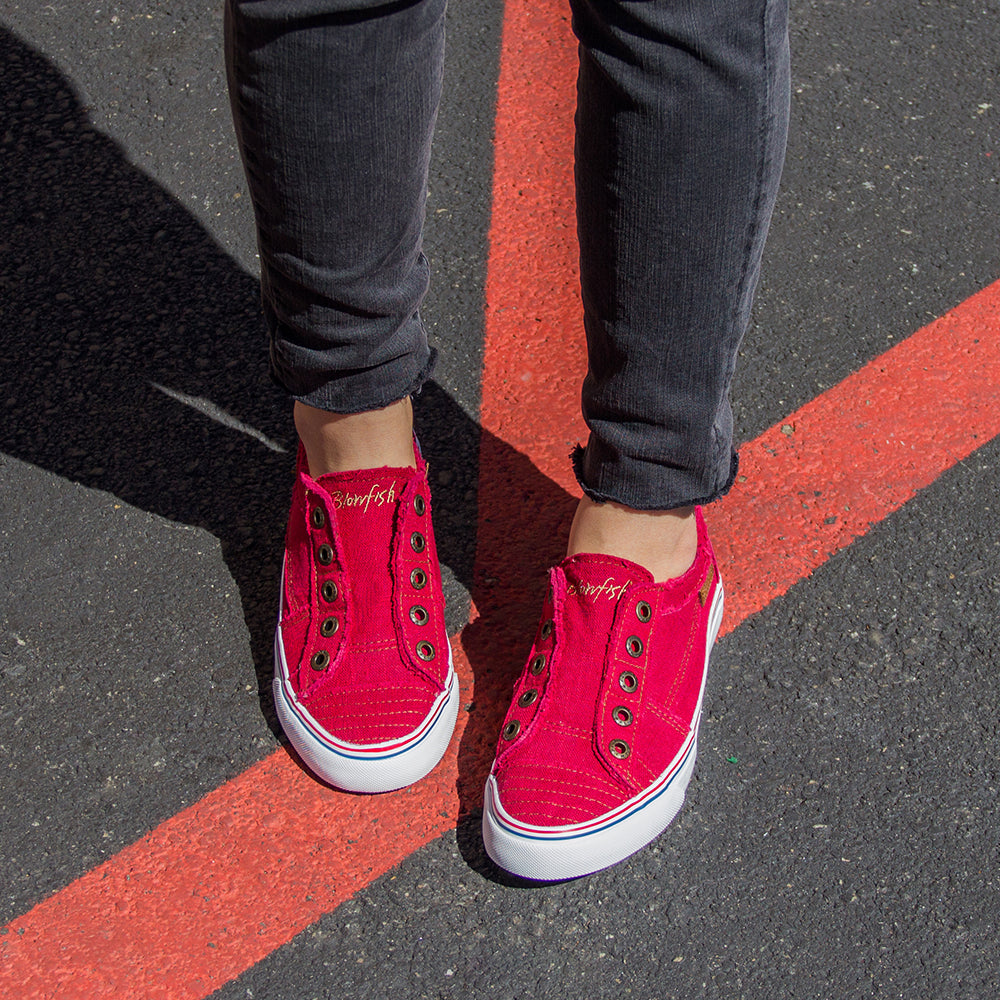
492,507,721,826
278,447,449,744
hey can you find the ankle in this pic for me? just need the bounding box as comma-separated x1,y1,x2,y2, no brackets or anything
566,496,697,583
294,398,416,477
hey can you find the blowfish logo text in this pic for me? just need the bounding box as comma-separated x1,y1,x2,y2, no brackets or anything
330,483,398,513
566,577,632,602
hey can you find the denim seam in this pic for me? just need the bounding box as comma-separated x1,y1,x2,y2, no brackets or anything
708,0,785,502
282,345,437,414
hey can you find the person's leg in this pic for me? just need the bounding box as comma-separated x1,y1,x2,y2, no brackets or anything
225,0,446,473
572,0,790,516
568,0,790,579
484,0,790,878
226,0,458,792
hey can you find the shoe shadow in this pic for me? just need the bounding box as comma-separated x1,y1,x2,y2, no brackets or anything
0,25,581,880
0,28,484,739
1,26,291,734
449,428,580,881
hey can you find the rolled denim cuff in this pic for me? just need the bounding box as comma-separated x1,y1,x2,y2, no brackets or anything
272,331,437,414
572,436,739,511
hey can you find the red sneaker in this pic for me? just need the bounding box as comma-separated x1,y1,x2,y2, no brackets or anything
482,507,723,879
273,445,458,793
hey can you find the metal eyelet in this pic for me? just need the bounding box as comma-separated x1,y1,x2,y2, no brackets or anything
320,616,339,638
540,619,554,640
310,507,326,529
612,705,633,727
626,635,643,658
410,568,427,590
517,689,538,708
414,494,426,516
529,653,546,676
410,531,426,554
502,720,521,741
619,670,638,693
321,580,338,603
310,650,330,671
317,544,334,566
409,605,429,626
636,601,652,623
416,641,435,662
609,738,631,760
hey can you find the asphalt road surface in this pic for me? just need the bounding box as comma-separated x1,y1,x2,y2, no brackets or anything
1,1,998,998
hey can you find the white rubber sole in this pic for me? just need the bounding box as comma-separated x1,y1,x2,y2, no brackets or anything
273,626,460,794
482,581,724,880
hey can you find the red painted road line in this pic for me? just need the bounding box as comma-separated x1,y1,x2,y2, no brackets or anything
479,0,583,497
0,642,474,1000
712,278,1000,631
4,287,999,1000
7,306,1000,1000
5,0,1000,989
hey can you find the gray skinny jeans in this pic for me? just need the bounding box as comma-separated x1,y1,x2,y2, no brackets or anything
225,0,790,509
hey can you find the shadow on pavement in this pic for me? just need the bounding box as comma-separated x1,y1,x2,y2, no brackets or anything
0,22,579,878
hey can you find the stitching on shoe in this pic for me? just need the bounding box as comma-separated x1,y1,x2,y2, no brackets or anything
321,686,434,701
512,756,627,786
389,469,447,689
504,776,626,816
645,702,688,734
506,765,625,800
327,689,433,703
348,638,405,653
506,785,621,816
281,605,309,629
496,569,565,760
651,608,700,709
334,709,430,722
629,755,658,787
545,719,592,740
